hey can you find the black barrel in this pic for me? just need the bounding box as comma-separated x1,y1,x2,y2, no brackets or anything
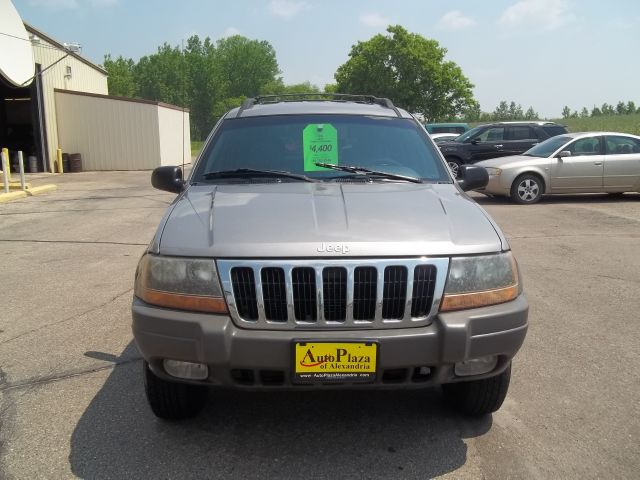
62,153,70,173
69,153,82,172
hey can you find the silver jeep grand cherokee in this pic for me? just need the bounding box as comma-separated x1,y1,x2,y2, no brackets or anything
132,94,528,420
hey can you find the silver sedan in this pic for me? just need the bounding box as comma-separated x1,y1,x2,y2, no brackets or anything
475,132,640,204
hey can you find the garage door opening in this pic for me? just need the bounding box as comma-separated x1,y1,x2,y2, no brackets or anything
0,68,48,173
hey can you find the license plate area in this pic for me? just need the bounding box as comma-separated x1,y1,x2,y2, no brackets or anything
293,341,378,384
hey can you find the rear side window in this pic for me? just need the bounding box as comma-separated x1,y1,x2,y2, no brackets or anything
508,126,536,140
542,125,568,137
605,136,640,154
432,126,466,134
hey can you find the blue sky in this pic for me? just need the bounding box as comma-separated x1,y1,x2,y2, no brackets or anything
13,0,640,118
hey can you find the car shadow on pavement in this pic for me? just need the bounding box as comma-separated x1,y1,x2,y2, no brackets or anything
473,192,640,206
69,342,491,479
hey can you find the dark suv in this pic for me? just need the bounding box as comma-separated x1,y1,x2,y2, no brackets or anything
438,122,568,177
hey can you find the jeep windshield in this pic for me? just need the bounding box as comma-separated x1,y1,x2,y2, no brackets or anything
192,114,451,184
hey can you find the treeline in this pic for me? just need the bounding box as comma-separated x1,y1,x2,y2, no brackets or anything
104,26,479,139
104,35,321,140
561,101,639,119
103,25,637,139
461,100,539,123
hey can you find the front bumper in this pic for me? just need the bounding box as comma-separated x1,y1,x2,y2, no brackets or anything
132,295,528,389
477,173,510,195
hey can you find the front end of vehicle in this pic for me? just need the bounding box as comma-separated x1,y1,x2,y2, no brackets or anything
132,247,528,417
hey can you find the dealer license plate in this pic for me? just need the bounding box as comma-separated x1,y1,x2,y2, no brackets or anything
293,341,377,383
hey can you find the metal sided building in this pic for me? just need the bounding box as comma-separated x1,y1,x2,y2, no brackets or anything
1,1,190,173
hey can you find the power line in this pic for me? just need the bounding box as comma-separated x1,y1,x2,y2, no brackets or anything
0,30,64,51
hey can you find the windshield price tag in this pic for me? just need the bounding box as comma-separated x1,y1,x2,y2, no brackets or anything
303,124,338,171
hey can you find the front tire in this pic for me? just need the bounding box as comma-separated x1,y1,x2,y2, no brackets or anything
511,174,544,204
143,361,208,420
442,364,511,416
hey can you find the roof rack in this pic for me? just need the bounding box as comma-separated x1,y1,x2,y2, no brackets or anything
236,93,402,118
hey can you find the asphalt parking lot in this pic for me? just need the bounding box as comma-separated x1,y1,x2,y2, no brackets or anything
0,172,638,479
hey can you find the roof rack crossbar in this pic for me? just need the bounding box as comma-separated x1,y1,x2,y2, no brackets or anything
236,93,402,118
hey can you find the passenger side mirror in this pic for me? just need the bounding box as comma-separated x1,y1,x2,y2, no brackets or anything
151,166,184,193
557,150,572,158
457,165,489,192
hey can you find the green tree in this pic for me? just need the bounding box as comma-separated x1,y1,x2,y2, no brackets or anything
508,101,524,120
260,80,321,95
216,35,280,98
627,101,636,114
462,101,481,122
561,105,571,119
334,25,476,121
103,54,136,97
591,106,602,116
134,43,188,106
493,101,510,121
524,106,538,120
580,107,589,118
616,101,627,115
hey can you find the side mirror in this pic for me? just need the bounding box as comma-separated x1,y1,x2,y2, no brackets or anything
151,166,184,193
557,150,572,158
457,165,489,192
470,139,481,145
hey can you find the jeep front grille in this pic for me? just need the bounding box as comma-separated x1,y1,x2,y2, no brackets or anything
218,258,449,330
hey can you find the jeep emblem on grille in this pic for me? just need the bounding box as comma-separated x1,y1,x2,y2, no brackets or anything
317,242,350,254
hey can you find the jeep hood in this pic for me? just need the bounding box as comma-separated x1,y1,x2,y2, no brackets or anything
157,183,507,257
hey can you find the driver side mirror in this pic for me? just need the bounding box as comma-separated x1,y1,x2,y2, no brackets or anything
457,165,489,192
151,166,184,193
557,150,572,158
470,138,481,145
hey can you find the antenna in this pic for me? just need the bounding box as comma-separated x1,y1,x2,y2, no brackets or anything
181,38,185,176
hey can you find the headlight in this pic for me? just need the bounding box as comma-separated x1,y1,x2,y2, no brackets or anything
134,254,227,313
440,252,520,311
485,167,502,176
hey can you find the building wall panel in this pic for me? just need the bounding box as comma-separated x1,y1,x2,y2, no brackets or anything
31,37,108,171
55,92,161,170
158,106,191,167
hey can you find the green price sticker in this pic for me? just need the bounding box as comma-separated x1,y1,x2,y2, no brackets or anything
303,124,338,171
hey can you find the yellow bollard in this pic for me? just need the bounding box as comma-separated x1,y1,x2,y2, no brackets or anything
56,148,63,174
1,147,10,180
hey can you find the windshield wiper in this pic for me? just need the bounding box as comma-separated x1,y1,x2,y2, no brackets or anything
202,168,315,182
314,162,423,184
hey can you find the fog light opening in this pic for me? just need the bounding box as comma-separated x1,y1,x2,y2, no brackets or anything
454,355,498,377
163,359,208,380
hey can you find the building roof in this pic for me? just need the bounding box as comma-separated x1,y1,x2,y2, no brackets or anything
54,88,189,112
24,22,108,75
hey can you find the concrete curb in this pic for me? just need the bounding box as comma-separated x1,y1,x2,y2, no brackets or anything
0,191,28,203
26,184,57,196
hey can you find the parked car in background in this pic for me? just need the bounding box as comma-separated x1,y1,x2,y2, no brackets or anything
438,122,569,177
430,132,460,144
424,122,470,135
476,132,640,204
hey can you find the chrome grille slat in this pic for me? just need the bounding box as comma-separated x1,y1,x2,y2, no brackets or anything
218,258,449,330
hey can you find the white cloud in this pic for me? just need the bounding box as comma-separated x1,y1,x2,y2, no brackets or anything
27,0,79,9
499,0,575,30
360,12,390,28
438,10,476,30
27,0,118,8
268,0,309,19
91,0,118,6
223,27,240,37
